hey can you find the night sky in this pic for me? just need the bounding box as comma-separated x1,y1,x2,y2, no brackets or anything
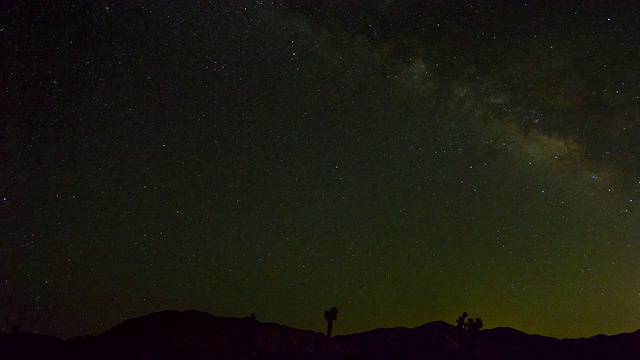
2,1,639,340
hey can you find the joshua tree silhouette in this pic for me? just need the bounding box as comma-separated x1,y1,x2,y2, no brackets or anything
324,307,339,338
466,317,483,332
467,318,476,329
470,318,483,331
456,312,483,331
456,312,468,329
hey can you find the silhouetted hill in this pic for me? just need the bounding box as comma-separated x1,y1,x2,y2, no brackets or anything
69,310,327,359
2,310,640,359
0,332,77,359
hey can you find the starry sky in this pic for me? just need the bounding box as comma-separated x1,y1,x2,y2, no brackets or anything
2,1,639,340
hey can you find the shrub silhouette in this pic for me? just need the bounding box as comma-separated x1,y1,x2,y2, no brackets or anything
324,307,339,338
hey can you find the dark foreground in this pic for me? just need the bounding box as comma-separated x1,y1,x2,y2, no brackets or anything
1,310,639,359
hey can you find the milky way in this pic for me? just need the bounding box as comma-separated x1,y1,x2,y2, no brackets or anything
2,1,639,339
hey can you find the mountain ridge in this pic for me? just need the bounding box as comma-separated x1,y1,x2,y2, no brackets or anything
2,309,639,359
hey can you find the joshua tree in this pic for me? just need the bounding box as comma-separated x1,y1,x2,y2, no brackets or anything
467,318,475,330
324,307,339,338
456,312,468,329
466,317,483,332
457,312,483,331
